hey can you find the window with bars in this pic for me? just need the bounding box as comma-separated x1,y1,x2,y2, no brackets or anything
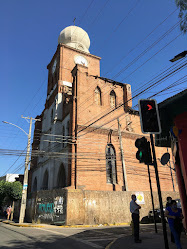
110,90,116,108
95,86,102,105
106,143,117,184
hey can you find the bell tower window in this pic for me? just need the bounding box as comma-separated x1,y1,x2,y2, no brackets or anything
95,86,102,105
110,90,116,108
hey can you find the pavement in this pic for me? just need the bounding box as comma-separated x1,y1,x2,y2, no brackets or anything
107,230,187,249
1,218,187,249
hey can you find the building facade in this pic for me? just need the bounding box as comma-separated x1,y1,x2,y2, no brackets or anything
29,25,177,194
156,90,187,229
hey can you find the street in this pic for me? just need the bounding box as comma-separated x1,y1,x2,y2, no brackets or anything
0,222,163,249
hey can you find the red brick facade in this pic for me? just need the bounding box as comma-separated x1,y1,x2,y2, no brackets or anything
31,42,178,193
49,44,177,192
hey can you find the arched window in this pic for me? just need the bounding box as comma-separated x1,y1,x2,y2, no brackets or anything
110,90,116,108
33,177,37,192
57,164,66,188
95,86,102,105
106,144,117,184
42,170,49,190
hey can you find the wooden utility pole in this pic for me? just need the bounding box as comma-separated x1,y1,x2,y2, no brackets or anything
19,116,41,223
117,118,128,191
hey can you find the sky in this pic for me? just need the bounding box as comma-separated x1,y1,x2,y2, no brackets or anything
0,0,186,177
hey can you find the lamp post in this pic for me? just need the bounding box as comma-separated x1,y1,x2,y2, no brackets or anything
170,50,187,62
2,116,40,223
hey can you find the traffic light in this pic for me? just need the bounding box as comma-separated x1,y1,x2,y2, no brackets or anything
139,99,161,134
135,137,152,165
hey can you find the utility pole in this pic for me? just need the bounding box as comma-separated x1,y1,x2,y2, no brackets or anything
167,148,175,192
19,116,40,223
19,116,32,223
71,65,78,189
150,134,169,249
117,118,128,191
3,116,40,223
147,163,157,233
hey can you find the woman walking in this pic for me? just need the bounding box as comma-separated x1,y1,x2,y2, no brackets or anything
6,205,12,220
165,200,183,249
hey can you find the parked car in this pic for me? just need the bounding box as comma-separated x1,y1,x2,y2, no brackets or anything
148,208,162,223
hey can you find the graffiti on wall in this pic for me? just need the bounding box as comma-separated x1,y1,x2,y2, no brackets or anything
37,196,65,222
54,196,64,215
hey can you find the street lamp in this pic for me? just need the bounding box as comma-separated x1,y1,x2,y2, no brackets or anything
170,50,187,62
3,118,32,223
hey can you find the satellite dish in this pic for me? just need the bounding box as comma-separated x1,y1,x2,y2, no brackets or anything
160,153,170,165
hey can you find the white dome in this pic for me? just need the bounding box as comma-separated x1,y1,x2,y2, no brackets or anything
58,26,90,53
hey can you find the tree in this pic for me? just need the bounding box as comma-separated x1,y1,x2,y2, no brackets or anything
6,181,22,202
0,180,22,220
0,181,6,207
175,0,187,34
6,181,22,221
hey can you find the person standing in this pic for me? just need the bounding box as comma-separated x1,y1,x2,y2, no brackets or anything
165,200,183,249
166,196,175,243
6,205,12,220
166,196,172,208
130,194,142,243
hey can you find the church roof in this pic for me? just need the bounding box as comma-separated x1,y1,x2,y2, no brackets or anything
58,25,90,53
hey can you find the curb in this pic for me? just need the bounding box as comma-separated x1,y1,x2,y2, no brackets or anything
2,220,130,228
58,222,130,228
2,220,54,228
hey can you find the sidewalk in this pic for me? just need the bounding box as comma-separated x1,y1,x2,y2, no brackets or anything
107,231,187,249
0,218,130,228
0,219,57,228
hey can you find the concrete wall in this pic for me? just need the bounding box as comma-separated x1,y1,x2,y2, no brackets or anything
26,189,67,225
25,189,179,225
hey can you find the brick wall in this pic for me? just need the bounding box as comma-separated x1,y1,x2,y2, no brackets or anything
68,63,178,192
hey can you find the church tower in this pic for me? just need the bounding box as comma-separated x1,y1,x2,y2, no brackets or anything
28,25,178,226
30,25,173,194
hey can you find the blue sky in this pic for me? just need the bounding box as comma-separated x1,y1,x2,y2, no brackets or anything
0,0,186,177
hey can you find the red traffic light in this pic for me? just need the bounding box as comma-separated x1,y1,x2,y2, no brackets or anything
138,99,161,134
147,104,153,110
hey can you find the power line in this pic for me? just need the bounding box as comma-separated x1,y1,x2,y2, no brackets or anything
103,8,178,76
113,21,180,80
75,29,183,128
77,60,187,136
0,147,27,177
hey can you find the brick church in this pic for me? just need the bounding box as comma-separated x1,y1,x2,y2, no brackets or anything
29,25,177,195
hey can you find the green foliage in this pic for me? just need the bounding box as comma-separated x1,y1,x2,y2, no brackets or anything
0,180,22,206
175,0,187,34
6,181,22,201
0,181,6,206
